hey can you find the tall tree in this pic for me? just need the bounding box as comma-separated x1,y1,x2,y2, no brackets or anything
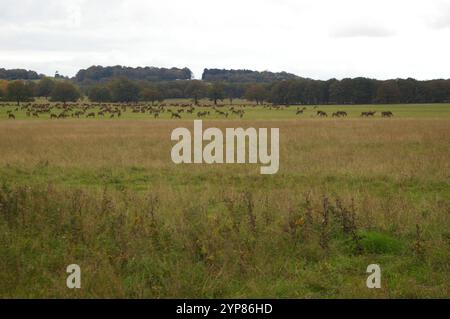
108,78,140,103
223,83,245,104
208,82,225,105
428,79,450,103
328,80,343,104
376,80,401,103
140,85,163,105
36,77,55,99
7,80,33,105
0,79,8,97
50,82,81,105
88,84,112,102
270,81,291,105
245,84,267,104
185,80,208,105
351,77,377,104
397,78,417,103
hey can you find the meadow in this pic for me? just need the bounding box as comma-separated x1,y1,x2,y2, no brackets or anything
0,101,449,298
1,100,450,120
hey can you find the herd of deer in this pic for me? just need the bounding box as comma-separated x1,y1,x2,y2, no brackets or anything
2,102,394,119
303,109,393,118
291,105,393,118
1,102,250,120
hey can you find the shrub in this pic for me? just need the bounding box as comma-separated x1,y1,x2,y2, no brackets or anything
359,231,404,254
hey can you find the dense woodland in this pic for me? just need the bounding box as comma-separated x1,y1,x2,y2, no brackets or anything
0,68,43,80
74,65,193,84
202,68,300,83
1,66,450,105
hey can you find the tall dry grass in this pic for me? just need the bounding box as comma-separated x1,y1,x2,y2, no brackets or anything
0,118,449,298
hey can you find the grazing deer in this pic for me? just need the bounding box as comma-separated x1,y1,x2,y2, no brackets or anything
381,111,393,117
171,113,181,119
332,111,347,117
361,111,376,117
8,113,15,119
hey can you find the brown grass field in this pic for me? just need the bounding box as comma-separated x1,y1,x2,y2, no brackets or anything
0,109,449,298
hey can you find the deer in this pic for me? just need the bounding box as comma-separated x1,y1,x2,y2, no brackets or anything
361,111,376,117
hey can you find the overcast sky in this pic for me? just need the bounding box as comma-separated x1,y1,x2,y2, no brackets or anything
1,0,450,80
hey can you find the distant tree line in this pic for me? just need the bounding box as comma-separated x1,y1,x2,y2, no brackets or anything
86,77,450,105
0,68,43,80
0,78,80,105
86,79,249,105
265,78,450,104
202,68,300,83
1,66,450,105
74,65,193,84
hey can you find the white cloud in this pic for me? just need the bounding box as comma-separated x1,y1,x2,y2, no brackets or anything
427,1,450,29
331,25,395,38
0,0,449,80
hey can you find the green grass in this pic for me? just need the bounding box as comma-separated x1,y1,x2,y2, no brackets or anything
359,231,404,254
1,99,450,120
0,183,448,298
0,103,449,298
